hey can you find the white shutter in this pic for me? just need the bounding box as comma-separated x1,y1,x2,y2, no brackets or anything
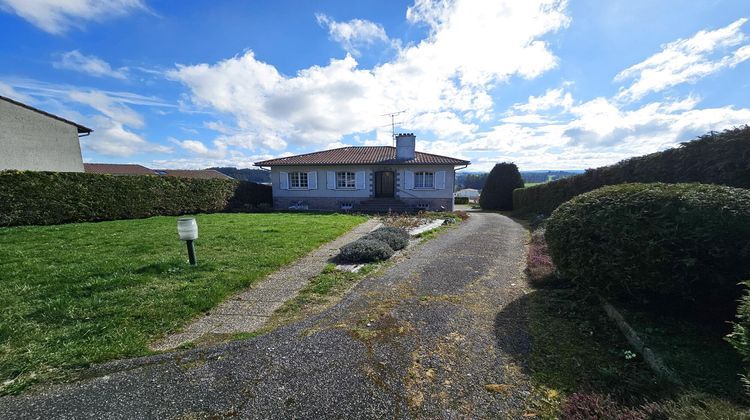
404,170,414,190
307,171,318,190
435,171,446,190
279,171,289,190
327,171,336,189
355,171,366,190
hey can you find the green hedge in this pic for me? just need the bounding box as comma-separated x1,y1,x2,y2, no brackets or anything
514,126,750,215
0,170,272,226
545,183,750,308
454,196,469,204
480,162,524,210
727,281,750,394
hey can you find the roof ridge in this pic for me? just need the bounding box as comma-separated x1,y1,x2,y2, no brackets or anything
0,94,93,133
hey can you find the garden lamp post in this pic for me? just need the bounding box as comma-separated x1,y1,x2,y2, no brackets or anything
177,218,198,265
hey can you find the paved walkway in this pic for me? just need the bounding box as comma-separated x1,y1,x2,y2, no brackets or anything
0,213,531,419
151,218,382,350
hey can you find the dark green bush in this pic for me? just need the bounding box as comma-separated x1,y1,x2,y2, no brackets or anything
545,183,750,307
454,196,469,204
479,162,524,210
365,227,410,250
0,170,272,226
727,282,750,395
338,238,394,263
514,126,750,215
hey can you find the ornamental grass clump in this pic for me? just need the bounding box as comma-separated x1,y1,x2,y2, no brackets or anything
365,227,410,250
545,183,750,308
338,238,394,263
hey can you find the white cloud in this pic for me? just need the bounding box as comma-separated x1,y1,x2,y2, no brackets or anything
168,0,570,154
0,0,147,34
82,116,170,157
615,18,750,102
53,50,128,79
0,81,33,102
316,14,391,56
513,87,573,112
171,138,227,158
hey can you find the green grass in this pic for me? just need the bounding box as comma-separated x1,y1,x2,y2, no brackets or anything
0,212,366,394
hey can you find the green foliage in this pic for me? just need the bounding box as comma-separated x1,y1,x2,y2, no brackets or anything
364,226,410,250
545,183,750,307
454,196,469,204
727,281,750,395
514,126,750,215
0,170,272,226
479,162,524,210
338,238,394,263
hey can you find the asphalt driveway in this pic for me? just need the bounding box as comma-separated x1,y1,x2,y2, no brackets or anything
0,212,532,419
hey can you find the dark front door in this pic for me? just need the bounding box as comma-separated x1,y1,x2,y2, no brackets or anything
375,171,395,197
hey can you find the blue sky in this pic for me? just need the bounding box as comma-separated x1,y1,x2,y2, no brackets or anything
1,0,749,171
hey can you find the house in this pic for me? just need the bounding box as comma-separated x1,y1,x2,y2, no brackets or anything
84,164,232,180
454,188,481,203
255,133,469,212
0,95,91,172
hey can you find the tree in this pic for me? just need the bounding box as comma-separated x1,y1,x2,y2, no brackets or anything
479,163,524,210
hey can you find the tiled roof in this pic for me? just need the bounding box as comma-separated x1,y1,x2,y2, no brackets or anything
84,163,155,175
255,146,469,166
155,169,233,180
1,95,93,134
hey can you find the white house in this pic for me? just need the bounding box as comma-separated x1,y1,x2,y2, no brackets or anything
0,95,91,172
454,188,481,203
255,133,470,212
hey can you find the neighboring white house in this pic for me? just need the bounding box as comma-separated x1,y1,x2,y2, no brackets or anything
454,188,481,203
255,133,470,212
0,95,91,172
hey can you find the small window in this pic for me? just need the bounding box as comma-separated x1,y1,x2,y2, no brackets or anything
289,172,308,189
336,172,356,189
340,202,353,210
416,203,430,209
414,172,434,189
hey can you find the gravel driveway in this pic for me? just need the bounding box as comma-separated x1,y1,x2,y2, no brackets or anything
0,212,532,419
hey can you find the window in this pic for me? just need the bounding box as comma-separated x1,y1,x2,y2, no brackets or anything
416,202,430,209
289,172,308,189
336,171,356,189
414,171,434,189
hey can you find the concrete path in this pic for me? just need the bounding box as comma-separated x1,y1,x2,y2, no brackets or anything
151,218,383,350
0,212,531,419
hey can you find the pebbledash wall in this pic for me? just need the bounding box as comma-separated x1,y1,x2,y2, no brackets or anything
0,98,85,172
269,164,456,211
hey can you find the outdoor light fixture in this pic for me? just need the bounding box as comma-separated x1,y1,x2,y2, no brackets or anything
177,217,198,265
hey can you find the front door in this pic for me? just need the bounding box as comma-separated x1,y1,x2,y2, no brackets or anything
375,171,395,198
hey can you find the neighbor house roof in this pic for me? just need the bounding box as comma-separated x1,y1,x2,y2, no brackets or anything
154,169,233,179
84,163,155,175
255,146,470,166
0,95,93,134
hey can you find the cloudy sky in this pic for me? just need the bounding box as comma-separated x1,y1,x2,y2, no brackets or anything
1,0,749,171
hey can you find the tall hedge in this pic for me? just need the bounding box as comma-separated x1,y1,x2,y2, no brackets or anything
479,162,524,210
514,126,750,215
545,183,750,308
0,171,272,227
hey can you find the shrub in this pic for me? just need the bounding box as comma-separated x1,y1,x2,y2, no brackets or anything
479,162,524,210
338,238,394,263
365,227,410,250
0,170,272,226
526,228,556,287
727,281,750,395
561,393,664,420
514,125,750,215
545,183,750,307
454,196,469,204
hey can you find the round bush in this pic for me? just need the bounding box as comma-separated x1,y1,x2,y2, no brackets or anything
338,238,394,263
545,183,750,306
365,227,410,250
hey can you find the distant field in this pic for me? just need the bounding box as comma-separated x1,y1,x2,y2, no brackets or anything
0,213,365,394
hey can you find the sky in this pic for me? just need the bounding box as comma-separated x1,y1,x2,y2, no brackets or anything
1,0,749,171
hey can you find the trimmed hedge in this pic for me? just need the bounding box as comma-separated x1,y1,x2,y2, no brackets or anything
727,281,750,394
338,238,394,263
0,170,272,226
479,162,524,210
514,126,750,215
365,227,410,250
454,196,469,204
545,183,750,307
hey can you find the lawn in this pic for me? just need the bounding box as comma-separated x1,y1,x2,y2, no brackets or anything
0,212,366,394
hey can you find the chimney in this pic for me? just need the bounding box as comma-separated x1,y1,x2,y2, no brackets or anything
396,133,416,160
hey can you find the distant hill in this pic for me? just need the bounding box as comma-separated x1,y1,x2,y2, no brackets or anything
455,170,582,190
209,167,271,183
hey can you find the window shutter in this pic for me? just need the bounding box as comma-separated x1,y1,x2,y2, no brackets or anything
355,171,366,190
404,170,414,190
435,171,446,190
279,171,289,190
307,171,317,190
327,171,336,189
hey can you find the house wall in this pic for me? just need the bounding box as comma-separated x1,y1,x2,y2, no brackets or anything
268,164,456,211
0,99,84,172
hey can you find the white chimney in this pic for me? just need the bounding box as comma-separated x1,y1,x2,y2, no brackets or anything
396,133,416,160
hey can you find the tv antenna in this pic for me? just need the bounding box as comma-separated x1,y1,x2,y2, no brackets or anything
381,110,406,146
